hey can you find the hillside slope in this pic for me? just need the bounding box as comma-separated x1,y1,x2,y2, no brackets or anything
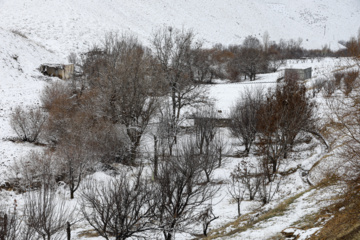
0,0,359,58
0,28,61,182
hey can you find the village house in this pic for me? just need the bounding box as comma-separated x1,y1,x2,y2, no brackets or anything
39,63,74,80
284,67,312,81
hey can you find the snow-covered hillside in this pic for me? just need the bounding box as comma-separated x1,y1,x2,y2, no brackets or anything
0,1,359,239
0,0,359,59
0,28,63,184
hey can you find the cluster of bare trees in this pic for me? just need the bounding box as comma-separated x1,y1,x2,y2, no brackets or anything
11,26,357,239
5,141,221,240
80,139,220,240
5,27,227,239
229,73,317,205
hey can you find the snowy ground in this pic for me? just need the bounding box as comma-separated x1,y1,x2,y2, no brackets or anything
0,0,359,58
1,55,344,240
0,1,358,238
0,37,349,237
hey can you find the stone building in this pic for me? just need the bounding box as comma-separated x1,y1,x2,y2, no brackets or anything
39,64,74,80
284,67,312,80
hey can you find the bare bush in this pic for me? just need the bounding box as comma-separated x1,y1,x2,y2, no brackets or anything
333,72,345,88
24,186,75,240
343,70,359,95
12,150,58,190
81,169,156,240
312,78,326,96
10,106,46,143
231,161,261,201
0,202,27,240
40,81,72,112
259,172,282,205
323,79,336,97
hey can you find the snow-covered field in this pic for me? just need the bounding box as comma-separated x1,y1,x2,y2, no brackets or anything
0,1,359,239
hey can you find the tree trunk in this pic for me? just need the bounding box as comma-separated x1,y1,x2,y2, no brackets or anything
237,198,241,217
1,214,7,240
67,222,71,240
218,148,222,167
205,171,211,183
164,231,172,240
272,160,277,177
154,135,158,179
203,223,209,236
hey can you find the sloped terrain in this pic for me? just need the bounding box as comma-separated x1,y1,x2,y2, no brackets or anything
0,1,359,239
0,0,359,58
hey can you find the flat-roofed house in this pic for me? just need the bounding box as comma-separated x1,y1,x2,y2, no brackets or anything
39,64,74,80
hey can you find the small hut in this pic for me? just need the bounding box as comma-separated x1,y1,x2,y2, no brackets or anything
39,64,74,80
284,67,312,81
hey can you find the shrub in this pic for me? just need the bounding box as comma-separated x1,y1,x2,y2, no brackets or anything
323,79,336,97
312,78,326,94
40,81,71,111
333,72,344,88
10,106,46,143
343,70,359,95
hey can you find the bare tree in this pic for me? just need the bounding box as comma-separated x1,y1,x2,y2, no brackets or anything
196,205,218,237
10,106,46,143
80,169,157,240
213,131,229,168
154,140,219,240
262,31,270,53
230,88,263,156
55,142,92,199
231,161,261,201
258,169,282,205
155,102,182,157
238,36,267,81
228,167,246,217
200,145,221,183
267,42,286,72
256,74,316,180
152,26,209,145
191,48,215,84
24,186,75,240
193,107,218,154
82,34,161,164
327,76,360,184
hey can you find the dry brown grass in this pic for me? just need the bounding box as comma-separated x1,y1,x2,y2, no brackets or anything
310,184,360,240
201,189,312,239
77,229,100,238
